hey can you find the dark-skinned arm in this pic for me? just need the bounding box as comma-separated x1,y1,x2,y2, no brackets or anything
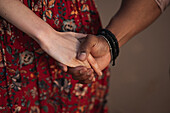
78,0,161,67
68,0,163,84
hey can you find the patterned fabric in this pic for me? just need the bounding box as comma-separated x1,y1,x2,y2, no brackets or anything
155,0,170,12
0,0,110,113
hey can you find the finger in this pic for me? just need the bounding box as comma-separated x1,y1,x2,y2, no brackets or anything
87,54,103,76
58,62,68,72
72,69,88,80
78,80,91,84
78,73,95,84
73,68,93,81
77,35,98,61
68,66,87,77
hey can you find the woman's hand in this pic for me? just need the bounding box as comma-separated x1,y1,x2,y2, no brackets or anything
0,0,91,69
39,31,92,68
0,0,102,82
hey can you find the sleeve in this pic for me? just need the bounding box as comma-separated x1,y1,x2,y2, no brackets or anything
155,0,170,12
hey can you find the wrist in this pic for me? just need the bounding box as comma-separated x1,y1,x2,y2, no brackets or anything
97,35,110,53
98,29,120,66
34,25,62,54
34,24,59,44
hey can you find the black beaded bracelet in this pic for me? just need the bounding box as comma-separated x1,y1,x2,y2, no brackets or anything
98,29,119,66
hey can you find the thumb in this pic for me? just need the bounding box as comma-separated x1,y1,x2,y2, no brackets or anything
77,35,98,61
88,54,102,76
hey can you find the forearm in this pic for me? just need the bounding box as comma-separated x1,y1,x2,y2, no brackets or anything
0,0,55,42
106,0,161,47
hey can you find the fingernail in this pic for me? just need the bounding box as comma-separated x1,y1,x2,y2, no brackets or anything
78,52,86,61
87,71,91,76
63,67,67,72
99,71,103,76
92,77,96,82
89,75,93,80
80,70,84,74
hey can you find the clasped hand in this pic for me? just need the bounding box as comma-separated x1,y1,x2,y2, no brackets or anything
56,33,111,84
67,34,111,84
39,31,111,84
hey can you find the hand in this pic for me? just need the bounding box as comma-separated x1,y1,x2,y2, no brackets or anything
68,66,96,84
78,34,111,70
64,34,111,84
38,31,91,70
58,55,99,84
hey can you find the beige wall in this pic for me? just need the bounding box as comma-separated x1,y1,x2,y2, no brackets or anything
95,0,170,113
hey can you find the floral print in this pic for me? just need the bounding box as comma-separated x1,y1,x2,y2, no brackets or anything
30,87,38,99
0,0,109,113
29,106,40,113
19,50,34,67
53,78,72,93
73,83,88,98
62,19,77,32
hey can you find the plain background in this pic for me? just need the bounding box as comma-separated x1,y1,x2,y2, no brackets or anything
95,0,170,113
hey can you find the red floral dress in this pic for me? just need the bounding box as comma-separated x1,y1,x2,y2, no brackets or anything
0,0,110,113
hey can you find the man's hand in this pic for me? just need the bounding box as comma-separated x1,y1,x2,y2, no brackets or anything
65,34,111,84
77,34,111,70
